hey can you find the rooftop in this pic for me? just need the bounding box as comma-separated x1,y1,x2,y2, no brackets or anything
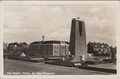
30,40,69,44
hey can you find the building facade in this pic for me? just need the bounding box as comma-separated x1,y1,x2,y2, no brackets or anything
110,46,116,60
29,40,69,59
3,42,8,53
87,42,111,57
3,42,8,58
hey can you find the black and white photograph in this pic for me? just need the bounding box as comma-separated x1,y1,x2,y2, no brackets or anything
2,1,119,76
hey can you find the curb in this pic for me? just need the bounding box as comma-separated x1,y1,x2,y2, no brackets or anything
79,66,116,73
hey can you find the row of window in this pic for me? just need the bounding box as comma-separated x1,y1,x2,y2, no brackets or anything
30,45,68,50
30,49,68,56
94,45,109,48
31,50,53,55
94,48,110,52
30,45,53,49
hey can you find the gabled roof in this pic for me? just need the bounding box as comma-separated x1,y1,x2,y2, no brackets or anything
88,42,109,48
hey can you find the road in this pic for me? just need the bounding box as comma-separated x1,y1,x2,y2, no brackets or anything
4,59,112,75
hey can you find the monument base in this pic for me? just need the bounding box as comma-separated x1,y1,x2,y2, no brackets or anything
71,58,80,63
71,55,86,62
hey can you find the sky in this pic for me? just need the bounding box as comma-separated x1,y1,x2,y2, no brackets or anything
2,1,118,46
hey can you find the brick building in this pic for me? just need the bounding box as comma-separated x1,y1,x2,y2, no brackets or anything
29,40,69,59
87,42,111,57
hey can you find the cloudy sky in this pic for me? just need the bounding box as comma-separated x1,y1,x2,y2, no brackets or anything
2,1,118,46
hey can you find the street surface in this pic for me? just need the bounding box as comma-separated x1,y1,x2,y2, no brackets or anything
89,63,116,69
4,59,113,75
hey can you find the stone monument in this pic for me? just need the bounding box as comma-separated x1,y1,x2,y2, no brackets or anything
69,17,87,62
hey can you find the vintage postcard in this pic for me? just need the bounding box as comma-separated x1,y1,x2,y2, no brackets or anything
0,1,120,79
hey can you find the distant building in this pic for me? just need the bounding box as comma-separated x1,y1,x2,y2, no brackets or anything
7,42,29,58
16,42,29,55
7,42,18,54
29,40,69,59
87,42,111,57
3,42,8,58
3,42,8,53
110,46,116,60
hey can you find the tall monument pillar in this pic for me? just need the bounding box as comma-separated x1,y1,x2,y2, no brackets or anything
69,17,87,62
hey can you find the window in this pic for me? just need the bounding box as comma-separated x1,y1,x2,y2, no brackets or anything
94,48,96,51
101,45,104,48
101,49,103,51
14,45,17,48
98,52,101,54
95,45,97,47
95,49,99,51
